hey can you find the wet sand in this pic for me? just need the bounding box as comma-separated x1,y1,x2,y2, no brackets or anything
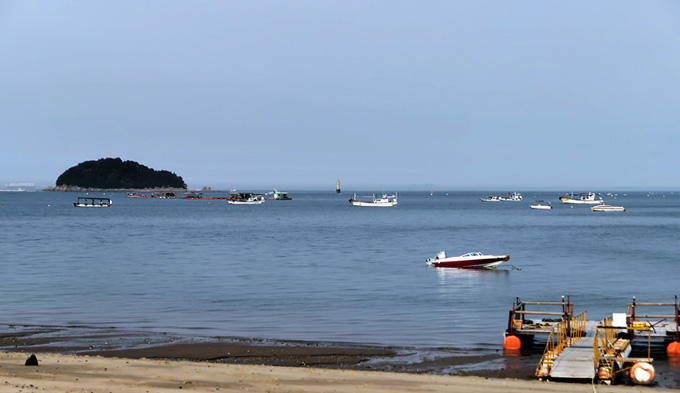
4,351,680,393
1,325,679,391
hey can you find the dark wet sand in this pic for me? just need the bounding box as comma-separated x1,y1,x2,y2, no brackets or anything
1,324,678,389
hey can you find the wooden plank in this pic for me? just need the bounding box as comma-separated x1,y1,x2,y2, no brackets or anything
514,311,564,316
617,357,654,362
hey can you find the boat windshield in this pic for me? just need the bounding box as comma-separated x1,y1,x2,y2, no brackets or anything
462,252,482,257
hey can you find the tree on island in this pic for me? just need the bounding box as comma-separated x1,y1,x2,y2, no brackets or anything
56,158,187,189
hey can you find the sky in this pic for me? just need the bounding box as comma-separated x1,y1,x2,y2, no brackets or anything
1,1,679,190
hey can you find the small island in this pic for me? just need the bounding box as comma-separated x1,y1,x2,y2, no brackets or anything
51,157,187,191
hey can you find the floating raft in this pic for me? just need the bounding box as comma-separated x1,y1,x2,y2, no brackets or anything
504,296,679,385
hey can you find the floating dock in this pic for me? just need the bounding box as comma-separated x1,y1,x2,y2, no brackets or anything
504,296,679,385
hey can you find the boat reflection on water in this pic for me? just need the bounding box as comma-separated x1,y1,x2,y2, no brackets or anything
432,266,510,282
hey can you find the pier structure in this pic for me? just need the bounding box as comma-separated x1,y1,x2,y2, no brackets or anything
504,296,679,385
504,296,576,349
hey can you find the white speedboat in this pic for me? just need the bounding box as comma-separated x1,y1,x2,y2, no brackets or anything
349,193,397,207
228,195,265,205
73,197,112,208
426,251,510,269
530,200,552,210
591,204,625,212
559,192,603,204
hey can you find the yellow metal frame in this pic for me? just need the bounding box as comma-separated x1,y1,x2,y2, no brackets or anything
593,317,653,383
535,311,587,378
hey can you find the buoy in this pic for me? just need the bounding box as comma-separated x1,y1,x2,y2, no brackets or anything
668,341,680,355
503,335,521,350
629,362,655,385
597,366,611,380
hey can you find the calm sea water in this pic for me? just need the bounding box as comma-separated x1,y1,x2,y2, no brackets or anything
1,191,678,350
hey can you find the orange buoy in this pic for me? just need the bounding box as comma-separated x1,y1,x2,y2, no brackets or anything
629,362,655,385
597,366,612,380
668,341,680,355
503,335,521,350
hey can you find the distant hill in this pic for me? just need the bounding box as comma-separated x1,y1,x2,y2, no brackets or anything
55,158,187,189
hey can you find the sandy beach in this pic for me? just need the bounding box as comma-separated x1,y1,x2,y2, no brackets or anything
2,325,680,391
2,351,680,393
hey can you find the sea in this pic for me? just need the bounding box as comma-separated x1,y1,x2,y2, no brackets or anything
1,190,678,352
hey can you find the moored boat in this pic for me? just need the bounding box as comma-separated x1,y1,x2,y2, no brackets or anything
228,196,265,205
228,193,265,205
530,200,553,210
500,192,523,201
560,192,603,204
591,204,625,212
267,190,292,200
73,197,112,208
349,193,397,207
426,251,510,269
481,192,522,202
480,195,502,202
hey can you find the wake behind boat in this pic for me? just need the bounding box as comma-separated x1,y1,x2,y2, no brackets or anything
349,193,397,207
426,251,510,269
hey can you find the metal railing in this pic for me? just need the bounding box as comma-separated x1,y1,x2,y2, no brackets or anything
535,311,587,378
593,316,654,382
509,296,573,335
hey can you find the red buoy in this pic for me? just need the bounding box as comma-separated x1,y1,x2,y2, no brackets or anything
668,341,680,355
503,335,521,350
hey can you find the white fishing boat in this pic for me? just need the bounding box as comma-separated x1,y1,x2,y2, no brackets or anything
349,193,397,207
228,195,265,205
73,197,112,208
481,192,522,202
480,195,502,202
426,251,510,269
591,204,625,212
530,200,553,210
559,192,603,204
500,192,523,201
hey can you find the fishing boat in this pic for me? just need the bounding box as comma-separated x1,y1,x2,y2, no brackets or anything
266,190,292,200
73,197,112,208
559,192,603,204
480,195,502,202
591,204,625,212
530,200,553,210
349,193,397,207
227,194,265,205
500,192,523,201
426,251,510,269
481,192,522,202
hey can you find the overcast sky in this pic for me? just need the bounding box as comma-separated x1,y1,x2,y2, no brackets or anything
1,1,679,190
